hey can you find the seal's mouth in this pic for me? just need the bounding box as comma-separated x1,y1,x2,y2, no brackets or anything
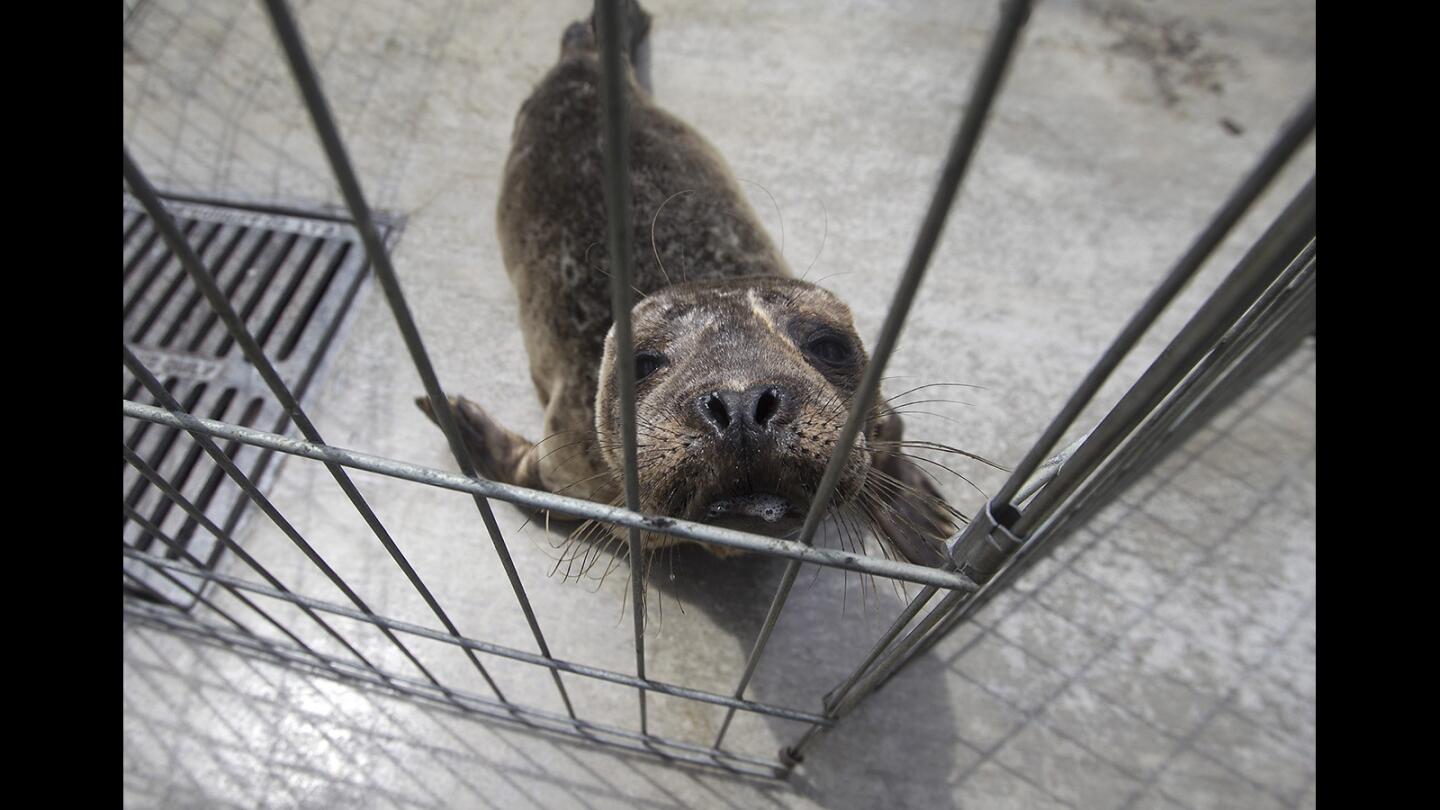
702,493,806,538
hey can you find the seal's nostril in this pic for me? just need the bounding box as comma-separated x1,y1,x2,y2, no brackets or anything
753,387,781,427
699,388,781,435
704,392,732,431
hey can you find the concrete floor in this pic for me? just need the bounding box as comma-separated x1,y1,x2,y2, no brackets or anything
123,0,1316,807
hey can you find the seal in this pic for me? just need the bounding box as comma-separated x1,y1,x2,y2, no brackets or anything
419,1,972,568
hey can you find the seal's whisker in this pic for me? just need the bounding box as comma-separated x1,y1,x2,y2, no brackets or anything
831,505,881,611
584,239,648,298
842,509,879,610
870,448,989,500
804,270,855,290
566,522,612,579
550,518,597,580
736,177,784,258
534,436,598,465
643,542,662,632
868,447,954,492
856,495,913,603
875,407,969,430
856,487,957,570
840,498,898,611
864,466,971,520
881,397,977,410
871,439,1009,472
880,381,989,403
578,514,625,576
549,466,624,498
594,531,633,588
854,498,897,556
650,189,694,286
854,499,898,567
801,196,829,282
532,426,590,448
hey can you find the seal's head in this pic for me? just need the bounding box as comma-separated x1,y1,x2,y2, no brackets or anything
595,276,876,541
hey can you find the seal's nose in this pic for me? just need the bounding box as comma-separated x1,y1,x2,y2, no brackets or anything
697,385,790,437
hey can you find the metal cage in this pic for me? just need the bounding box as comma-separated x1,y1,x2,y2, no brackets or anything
122,0,1315,780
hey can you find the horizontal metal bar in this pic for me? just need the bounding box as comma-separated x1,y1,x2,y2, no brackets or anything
121,500,345,672
121,400,980,592
122,443,398,686
844,246,1316,697
121,546,833,727
124,603,786,779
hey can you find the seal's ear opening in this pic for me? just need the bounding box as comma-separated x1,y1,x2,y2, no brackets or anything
867,412,957,568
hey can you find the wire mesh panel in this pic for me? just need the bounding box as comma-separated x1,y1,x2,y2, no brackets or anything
122,0,1314,780
122,192,400,606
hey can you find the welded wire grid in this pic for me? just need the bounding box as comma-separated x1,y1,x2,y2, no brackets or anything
122,193,402,607
123,0,1315,782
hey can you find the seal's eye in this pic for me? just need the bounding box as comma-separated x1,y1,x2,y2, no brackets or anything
804,334,854,365
634,351,667,382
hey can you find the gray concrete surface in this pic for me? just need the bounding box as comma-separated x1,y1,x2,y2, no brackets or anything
123,0,1316,807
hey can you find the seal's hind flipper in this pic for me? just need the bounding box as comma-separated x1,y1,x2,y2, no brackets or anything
622,0,654,95
565,0,654,94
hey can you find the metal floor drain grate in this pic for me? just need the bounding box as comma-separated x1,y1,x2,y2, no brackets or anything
122,192,402,608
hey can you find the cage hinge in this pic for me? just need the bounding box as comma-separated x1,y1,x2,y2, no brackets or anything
946,500,1025,586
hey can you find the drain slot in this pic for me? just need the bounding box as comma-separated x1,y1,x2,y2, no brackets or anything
122,192,402,607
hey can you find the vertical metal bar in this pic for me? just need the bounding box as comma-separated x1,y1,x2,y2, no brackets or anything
1038,251,1317,538
1033,276,1316,549
875,229,1316,683
593,0,650,735
779,581,943,763
714,0,1035,749
988,93,1315,510
1011,176,1315,537
258,0,577,720
123,148,513,708
834,588,970,714
783,110,1313,760
882,285,1317,684
1137,259,1314,448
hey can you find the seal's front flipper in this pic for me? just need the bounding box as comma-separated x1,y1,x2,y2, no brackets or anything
414,394,542,490
867,413,958,568
415,394,590,536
